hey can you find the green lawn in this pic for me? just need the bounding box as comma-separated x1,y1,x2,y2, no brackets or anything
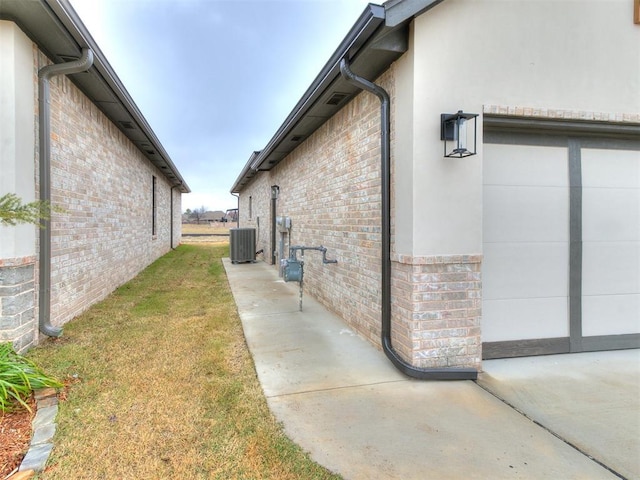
28,244,341,479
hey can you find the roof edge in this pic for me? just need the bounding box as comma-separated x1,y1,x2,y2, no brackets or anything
230,0,450,194
1,0,190,193
230,3,386,193
50,0,190,193
384,0,446,27
249,4,385,171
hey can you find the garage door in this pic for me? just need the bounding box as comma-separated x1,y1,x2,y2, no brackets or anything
482,124,639,359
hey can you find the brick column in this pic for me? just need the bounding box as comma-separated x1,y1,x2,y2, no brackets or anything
391,254,482,370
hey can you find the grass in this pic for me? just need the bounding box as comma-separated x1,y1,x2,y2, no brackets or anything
27,244,342,479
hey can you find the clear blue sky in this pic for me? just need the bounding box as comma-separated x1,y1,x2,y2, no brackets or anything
69,0,373,212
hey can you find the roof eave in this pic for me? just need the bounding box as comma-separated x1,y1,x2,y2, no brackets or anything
230,4,390,193
0,0,190,193
231,0,441,194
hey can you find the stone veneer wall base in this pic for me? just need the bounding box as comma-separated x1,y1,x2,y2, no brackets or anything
0,257,37,352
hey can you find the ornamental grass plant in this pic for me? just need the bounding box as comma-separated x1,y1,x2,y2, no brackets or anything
26,243,342,479
0,342,62,413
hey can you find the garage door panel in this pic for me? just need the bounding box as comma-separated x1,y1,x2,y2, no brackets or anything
583,188,639,242
483,297,569,342
484,185,568,243
483,243,568,300
582,294,640,337
582,149,640,188
483,144,567,186
582,242,640,295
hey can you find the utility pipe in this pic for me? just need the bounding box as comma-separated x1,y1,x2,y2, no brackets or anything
38,48,94,337
340,58,477,380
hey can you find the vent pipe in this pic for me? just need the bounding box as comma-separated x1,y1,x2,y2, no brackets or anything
38,48,94,337
340,58,477,380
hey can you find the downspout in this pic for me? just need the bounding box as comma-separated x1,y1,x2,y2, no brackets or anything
170,183,181,249
38,48,94,337
340,58,477,380
231,192,240,228
270,185,279,264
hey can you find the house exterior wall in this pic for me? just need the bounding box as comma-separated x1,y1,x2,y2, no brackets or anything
44,50,178,328
0,22,35,262
236,0,638,369
238,66,482,368
238,174,272,262
0,21,182,351
395,0,638,258
390,0,637,364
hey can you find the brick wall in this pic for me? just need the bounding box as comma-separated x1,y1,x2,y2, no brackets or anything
238,66,481,369
239,70,389,349
239,174,272,262
39,50,177,330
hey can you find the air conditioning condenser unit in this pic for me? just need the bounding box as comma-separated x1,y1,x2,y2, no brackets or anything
230,228,256,263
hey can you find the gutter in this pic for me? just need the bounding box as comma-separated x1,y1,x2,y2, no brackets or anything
340,58,477,380
38,48,94,337
39,0,190,193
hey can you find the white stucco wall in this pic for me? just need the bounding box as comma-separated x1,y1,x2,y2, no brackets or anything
393,0,639,256
0,21,36,259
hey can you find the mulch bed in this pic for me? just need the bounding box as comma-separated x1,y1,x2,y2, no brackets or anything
0,396,35,478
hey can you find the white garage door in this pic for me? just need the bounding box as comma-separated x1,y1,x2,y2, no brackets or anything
482,131,639,359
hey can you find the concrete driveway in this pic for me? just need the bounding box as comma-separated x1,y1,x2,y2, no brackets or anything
223,259,639,479
479,350,640,480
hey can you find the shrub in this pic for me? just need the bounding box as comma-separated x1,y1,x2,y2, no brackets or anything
0,342,63,413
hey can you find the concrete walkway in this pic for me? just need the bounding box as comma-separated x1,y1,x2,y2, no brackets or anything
223,259,639,480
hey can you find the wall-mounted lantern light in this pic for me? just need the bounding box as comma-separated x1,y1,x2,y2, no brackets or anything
440,110,478,158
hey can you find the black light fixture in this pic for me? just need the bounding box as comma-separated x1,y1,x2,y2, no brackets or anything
440,110,478,158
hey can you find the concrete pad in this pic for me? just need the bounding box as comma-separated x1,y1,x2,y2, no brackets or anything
269,381,619,480
223,259,627,479
479,350,640,480
242,310,404,396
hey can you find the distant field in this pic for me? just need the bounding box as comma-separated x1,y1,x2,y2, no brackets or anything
182,223,230,234
181,223,230,243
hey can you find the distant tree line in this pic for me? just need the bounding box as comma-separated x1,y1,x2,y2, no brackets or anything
183,206,207,224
